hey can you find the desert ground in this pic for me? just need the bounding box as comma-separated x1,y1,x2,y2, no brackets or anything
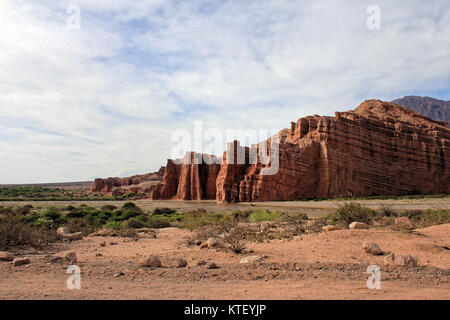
0,199,449,300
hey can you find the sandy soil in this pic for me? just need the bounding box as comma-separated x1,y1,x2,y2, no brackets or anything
1,224,449,300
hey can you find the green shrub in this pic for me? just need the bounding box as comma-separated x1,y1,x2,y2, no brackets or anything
122,202,138,210
153,207,176,215
100,205,117,211
147,219,171,229
0,209,57,249
105,220,122,230
34,217,54,228
126,218,145,229
20,212,40,223
327,202,377,226
248,210,281,223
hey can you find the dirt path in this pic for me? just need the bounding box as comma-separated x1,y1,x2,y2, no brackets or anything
1,224,449,299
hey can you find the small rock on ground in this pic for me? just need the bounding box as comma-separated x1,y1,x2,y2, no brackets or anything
362,242,383,255
205,262,219,269
0,251,14,262
349,222,369,230
240,255,264,264
140,255,161,268
384,253,418,267
13,257,30,267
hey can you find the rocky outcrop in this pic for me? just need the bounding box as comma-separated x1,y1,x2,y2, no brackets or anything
151,152,220,200
91,167,165,196
150,99,450,202
213,100,449,202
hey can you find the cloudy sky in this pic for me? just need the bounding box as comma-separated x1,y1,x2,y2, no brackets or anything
1,0,449,183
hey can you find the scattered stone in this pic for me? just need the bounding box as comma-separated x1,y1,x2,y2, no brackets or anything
0,251,14,262
56,227,83,241
240,255,264,264
113,272,125,277
362,242,383,255
95,253,103,257
200,237,220,249
176,258,188,268
384,253,418,267
140,255,161,268
205,262,219,269
63,251,78,263
395,217,414,230
322,225,341,232
109,241,118,246
57,227,70,236
99,241,106,247
349,222,369,230
197,260,208,266
13,257,30,267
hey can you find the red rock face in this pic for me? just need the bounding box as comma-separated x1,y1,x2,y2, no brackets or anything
109,100,450,202
91,166,165,196
214,100,449,202
150,152,221,200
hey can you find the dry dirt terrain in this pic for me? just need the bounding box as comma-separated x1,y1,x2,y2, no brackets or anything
1,223,449,300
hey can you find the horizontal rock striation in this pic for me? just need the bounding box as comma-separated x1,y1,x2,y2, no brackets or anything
150,152,221,200
114,100,450,202
91,167,165,196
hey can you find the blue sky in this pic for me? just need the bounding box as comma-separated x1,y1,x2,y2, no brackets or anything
0,0,449,183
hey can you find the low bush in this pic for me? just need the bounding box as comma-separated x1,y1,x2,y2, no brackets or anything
327,202,377,226
0,208,57,250
152,207,177,215
247,210,281,223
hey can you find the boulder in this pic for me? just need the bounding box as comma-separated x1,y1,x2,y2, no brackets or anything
176,258,188,268
13,257,30,266
57,227,83,241
57,227,70,237
322,225,341,232
200,237,221,249
384,253,418,267
362,242,383,255
63,251,78,263
349,222,369,230
196,260,208,266
395,217,414,230
205,262,219,269
140,255,161,268
0,251,14,262
239,255,264,264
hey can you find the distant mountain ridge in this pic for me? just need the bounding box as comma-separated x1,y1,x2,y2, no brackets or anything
391,96,450,124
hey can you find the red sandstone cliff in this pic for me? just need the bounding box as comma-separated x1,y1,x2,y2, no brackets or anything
150,152,221,200
151,100,449,202
91,167,165,196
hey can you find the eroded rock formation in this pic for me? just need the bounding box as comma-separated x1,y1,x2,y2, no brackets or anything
150,152,221,200
91,167,165,196
150,100,449,202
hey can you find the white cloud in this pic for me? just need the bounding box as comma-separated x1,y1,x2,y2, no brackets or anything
0,0,449,183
